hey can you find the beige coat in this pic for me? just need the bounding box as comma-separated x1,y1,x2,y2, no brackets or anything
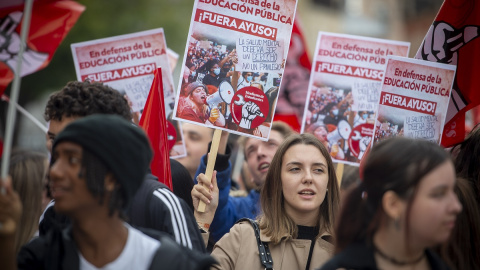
210,221,334,270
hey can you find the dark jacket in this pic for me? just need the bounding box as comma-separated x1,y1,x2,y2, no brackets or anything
18,226,216,270
127,176,206,252
318,241,451,270
39,174,206,253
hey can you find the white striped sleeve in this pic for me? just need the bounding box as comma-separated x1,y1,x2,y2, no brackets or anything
153,189,193,249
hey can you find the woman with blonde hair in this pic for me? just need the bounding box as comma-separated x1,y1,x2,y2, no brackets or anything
5,149,48,253
193,133,340,269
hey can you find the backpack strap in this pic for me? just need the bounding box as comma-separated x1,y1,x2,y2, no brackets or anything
236,218,273,270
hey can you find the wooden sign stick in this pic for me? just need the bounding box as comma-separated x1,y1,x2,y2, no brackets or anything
335,163,344,188
197,128,222,212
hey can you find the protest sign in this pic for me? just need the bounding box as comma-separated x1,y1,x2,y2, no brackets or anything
71,28,186,158
173,0,298,140
373,55,456,145
301,32,410,165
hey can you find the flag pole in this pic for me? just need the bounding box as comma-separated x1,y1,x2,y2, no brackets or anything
1,0,34,188
1,95,48,134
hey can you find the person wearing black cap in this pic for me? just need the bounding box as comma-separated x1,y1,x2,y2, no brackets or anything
0,114,216,270
177,81,225,127
41,80,206,252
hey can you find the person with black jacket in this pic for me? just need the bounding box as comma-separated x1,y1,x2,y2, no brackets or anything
0,115,216,270
40,80,205,252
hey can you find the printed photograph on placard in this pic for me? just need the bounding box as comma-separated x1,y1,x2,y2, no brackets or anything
301,32,410,165
71,28,187,158
173,0,298,140
373,56,457,145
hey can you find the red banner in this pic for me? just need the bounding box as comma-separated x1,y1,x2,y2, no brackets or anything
415,0,480,147
0,0,85,94
139,68,172,190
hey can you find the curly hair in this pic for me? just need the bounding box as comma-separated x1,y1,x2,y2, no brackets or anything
44,80,132,122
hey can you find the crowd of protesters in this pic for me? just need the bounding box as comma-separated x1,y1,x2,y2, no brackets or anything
0,79,479,270
373,120,404,141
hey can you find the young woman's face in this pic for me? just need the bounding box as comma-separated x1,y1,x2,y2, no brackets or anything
407,161,462,247
313,126,328,143
281,144,329,219
189,86,206,105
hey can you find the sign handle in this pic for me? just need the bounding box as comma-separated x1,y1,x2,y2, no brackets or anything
335,163,344,188
197,128,222,212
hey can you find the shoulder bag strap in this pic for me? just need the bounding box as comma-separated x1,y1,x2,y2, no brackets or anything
236,218,273,270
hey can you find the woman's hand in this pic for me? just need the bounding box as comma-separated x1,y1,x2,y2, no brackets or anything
192,171,219,231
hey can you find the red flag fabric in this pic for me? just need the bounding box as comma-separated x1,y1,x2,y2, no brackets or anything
0,0,85,94
273,114,301,132
139,68,172,190
415,0,480,147
275,15,311,131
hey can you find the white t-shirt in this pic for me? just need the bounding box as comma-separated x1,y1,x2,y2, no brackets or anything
79,224,160,270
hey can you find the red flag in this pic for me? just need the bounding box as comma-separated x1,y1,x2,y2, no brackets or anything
0,0,85,94
275,15,311,131
415,0,480,147
139,68,172,190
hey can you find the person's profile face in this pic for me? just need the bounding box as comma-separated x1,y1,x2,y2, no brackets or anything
245,130,284,187
46,116,78,154
313,126,328,143
190,86,206,105
406,161,462,247
49,141,97,216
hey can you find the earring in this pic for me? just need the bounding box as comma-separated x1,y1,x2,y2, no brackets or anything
394,217,400,231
